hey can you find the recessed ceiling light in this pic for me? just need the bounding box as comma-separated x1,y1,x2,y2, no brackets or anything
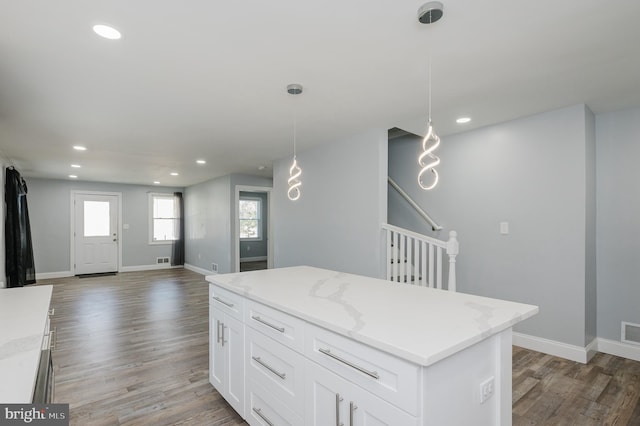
93,24,121,40
153,181,160,185
69,175,78,179
196,159,206,165
456,117,471,124
71,164,81,168
258,165,266,171
170,172,179,176
73,145,87,151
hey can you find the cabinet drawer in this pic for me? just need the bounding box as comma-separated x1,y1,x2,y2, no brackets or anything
246,327,305,417
246,380,303,426
245,300,304,353
210,285,244,320
305,323,420,416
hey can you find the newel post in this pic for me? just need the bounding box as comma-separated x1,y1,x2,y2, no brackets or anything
446,230,459,292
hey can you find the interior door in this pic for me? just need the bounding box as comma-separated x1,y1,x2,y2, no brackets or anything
74,193,118,275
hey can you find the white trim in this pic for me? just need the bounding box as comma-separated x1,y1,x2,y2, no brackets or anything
184,263,214,276
234,185,273,273
36,271,73,280
119,264,182,272
621,321,640,345
512,332,593,364
240,256,268,262
597,338,640,362
70,190,123,275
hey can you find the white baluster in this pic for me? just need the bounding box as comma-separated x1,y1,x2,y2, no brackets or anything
399,234,406,284
447,230,459,292
386,229,392,281
436,247,442,289
421,241,427,287
428,243,434,288
406,237,412,283
393,232,399,282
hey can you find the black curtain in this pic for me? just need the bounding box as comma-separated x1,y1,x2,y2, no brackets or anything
171,191,185,266
5,167,36,287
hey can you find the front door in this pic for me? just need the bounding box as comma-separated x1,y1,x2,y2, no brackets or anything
74,193,118,275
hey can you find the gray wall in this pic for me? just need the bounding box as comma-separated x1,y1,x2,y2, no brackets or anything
239,191,268,259
184,174,272,274
273,128,387,278
27,178,182,273
389,105,591,346
596,108,640,340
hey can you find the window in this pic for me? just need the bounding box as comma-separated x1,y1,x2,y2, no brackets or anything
239,198,262,240
149,193,178,243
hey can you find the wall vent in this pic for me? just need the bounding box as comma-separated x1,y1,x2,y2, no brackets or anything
622,322,640,345
156,257,170,264
211,263,218,273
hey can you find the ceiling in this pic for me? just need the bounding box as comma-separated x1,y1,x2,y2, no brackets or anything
1,0,639,187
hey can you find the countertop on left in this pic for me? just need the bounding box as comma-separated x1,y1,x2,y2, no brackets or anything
0,285,53,403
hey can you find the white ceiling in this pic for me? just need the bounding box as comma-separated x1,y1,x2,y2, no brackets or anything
1,0,639,187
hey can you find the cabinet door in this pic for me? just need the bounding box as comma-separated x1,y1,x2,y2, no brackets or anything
224,314,245,417
307,361,417,426
349,386,417,426
210,307,225,391
306,360,350,426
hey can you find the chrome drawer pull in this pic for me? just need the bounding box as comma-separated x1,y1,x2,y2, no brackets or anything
319,348,380,379
336,393,344,426
252,356,286,380
216,320,222,344
252,407,274,426
251,315,285,333
349,401,358,426
212,296,234,308
49,328,57,351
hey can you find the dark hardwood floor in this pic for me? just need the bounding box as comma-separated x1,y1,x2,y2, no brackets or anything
43,269,245,426
39,269,640,425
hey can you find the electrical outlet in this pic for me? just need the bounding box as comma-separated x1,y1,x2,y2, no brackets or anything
480,377,494,404
211,263,218,273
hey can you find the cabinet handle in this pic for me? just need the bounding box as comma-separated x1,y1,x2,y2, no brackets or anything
221,323,226,347
319,348,380,379
212,296,234,308
349,401,358,426
336,393,344,426
251,315,285,333
252,407,274,426
216,320,222,344
252,356,286,380
49,327,57,351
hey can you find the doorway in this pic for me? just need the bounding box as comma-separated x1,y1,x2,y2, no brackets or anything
234,186,272,272
71,191,121,275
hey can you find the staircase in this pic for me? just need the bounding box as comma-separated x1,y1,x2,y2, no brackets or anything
382,223,459,291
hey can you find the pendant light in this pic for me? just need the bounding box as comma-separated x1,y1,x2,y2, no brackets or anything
287,84,303,201
417,1,443,191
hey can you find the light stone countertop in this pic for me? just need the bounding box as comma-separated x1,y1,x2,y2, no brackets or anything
207,266,538,366
0,285,53,403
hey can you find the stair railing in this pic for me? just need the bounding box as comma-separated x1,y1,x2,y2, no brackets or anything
382,223,459,291
388,177,442,231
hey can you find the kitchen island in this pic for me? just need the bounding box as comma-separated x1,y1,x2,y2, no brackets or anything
0,285,53,403
207,266,538,425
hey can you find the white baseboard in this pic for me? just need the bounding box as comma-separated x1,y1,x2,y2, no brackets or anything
240,256,267,262
597,338,640,362
184,263,215,276
513,332,594,364
36,271,73,280
119,264,182,273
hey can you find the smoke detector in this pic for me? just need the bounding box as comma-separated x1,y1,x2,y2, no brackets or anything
418,1,444,24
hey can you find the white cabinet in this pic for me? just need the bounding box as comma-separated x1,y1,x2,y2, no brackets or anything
209,286,245,417
306,361,417,426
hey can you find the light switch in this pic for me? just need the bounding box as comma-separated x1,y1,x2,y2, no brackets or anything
500,222,509,235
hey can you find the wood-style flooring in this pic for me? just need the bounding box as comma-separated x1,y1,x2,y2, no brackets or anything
38,269,640,425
